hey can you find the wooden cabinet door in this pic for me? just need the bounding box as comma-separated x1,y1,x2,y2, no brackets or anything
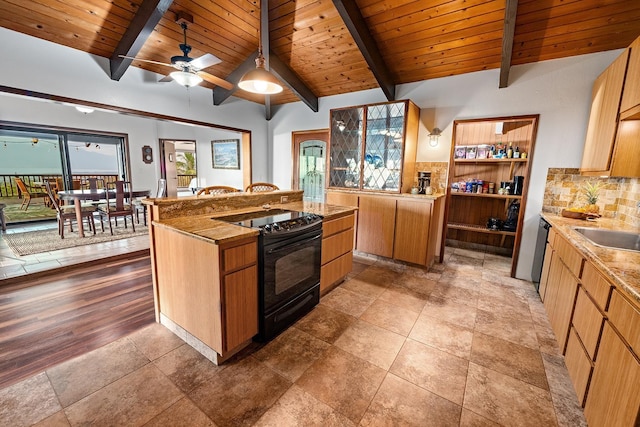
620,36,640,114
584,323,640,427
393,198,431,265
565,327,592,406
356,195,396,257
222,265,258,352
580,49,629,174
551,265,579,352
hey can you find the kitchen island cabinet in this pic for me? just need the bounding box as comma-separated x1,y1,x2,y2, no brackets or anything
154,226,258,362
144,190,357,363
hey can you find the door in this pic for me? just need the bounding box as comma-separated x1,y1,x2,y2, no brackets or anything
160,140,178,197
292,130,328,202
173,140,197,195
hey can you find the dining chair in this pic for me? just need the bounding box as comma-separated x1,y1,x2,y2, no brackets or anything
98,180,135,235
245,182,280,193
44,181,96,239
14,177,48,210
134,178,166,225
197,185,241,195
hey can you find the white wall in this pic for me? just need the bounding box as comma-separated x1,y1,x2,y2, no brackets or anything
269,50,621,280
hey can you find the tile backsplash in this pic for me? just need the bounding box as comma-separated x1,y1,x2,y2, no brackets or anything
414,162,448,193
542,168,640,227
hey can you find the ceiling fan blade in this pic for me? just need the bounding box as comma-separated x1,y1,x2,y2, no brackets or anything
158,75,173,82
198,71,234,90
189,53,222,70
118,55,173,68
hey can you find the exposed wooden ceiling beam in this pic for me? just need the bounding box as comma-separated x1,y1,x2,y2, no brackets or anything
109,0,174,81
499,0,519,88
332,0,395,101
269,51,318,112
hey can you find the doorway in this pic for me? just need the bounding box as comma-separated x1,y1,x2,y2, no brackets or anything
292,130,328,202
160,139,196,197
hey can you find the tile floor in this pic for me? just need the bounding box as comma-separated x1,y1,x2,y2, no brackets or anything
0,249,587,427
0,220,149,280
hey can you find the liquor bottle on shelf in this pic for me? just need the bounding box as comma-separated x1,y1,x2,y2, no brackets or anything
514,146,520,158
507,142,514,159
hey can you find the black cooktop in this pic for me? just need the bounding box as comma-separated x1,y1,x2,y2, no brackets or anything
215,209,322,232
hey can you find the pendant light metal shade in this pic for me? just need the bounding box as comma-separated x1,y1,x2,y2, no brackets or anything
170,70,203,87
238,53,283,94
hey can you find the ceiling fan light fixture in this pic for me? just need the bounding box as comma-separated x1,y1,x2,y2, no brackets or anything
75,106,95,114
238,53,283,94
170,70,203,87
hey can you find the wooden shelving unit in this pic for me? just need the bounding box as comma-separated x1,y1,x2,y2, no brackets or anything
442,115,539,277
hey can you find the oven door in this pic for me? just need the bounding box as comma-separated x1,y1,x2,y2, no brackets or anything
262,224,322,315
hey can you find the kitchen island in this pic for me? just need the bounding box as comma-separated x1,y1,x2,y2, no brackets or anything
538,213,640,426
143,190,356,363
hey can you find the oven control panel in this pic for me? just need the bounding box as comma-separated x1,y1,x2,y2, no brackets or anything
262,214,322,234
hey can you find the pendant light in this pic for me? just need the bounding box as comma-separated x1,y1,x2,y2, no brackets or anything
238,0,283,94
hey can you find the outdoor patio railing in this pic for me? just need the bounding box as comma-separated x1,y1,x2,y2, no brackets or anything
0,174,119,198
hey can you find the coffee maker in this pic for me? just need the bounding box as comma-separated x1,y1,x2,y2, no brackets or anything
417,171,431,194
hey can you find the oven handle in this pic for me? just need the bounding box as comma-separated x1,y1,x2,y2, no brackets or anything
266,233,322,254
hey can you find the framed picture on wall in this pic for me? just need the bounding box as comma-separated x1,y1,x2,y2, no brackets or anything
212,139,240,169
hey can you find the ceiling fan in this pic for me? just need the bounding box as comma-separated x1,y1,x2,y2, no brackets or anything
120,19,233,90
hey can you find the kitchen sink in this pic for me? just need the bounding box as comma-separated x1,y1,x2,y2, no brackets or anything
573,227,640,252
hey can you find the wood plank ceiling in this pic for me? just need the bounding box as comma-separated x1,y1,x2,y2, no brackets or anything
1,0,639,109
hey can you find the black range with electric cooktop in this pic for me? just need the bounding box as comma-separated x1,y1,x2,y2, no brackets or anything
215,209,323,341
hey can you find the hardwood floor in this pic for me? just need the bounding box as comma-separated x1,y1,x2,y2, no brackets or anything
0,254,154,390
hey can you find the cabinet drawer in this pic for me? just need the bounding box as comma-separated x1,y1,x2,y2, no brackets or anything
322,228,354,265
565,327,593,406
572,286,605,360
323,214,355,238
554,234,584,278
581,262,613,311
608,290,640,354
221,240,257,273
320,251,353,293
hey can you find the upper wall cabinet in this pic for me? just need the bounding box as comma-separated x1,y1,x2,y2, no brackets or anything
581,34,640,178
328,100,419,194
620,36,640,119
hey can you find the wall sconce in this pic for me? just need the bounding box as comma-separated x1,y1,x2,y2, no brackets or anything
336,120,346,132
429,128,442,147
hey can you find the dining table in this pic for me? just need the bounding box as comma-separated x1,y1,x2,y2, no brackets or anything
57,189,150,237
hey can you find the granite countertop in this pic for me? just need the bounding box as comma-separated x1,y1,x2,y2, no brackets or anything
153,201,357,245
541,213,640,305
327,188,445,200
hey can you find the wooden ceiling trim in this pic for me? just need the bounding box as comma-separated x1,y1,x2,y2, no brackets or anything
375,7,505,42
177,0,259,38
150,19,254,64
363,0,496,27
65,0,138,23
110,0,173,81
512,28,640,65
30,0,134,31
269,52,318,112
499,0,518,88
516,7,640,38
270,14,345,42
386,30,503,61
392,39,503,70
0,4,118,54
1,0,126,43
378,20,503,57
397,51,503,75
